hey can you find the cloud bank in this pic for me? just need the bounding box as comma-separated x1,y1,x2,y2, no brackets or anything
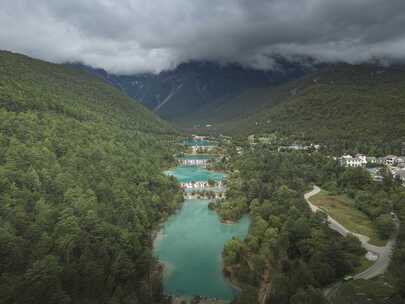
1,0,405,74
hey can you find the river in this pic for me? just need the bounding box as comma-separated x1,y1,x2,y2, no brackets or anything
154,157,250,301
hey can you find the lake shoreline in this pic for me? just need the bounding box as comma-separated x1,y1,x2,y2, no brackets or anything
155,143,250,302
153,197,250,301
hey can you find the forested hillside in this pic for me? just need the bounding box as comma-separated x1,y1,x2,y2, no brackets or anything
0,51,183,304
217,149,365,303
193,64,405,154
216,147,405,304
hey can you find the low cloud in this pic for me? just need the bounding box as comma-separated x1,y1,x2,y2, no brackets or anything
1,0,405,74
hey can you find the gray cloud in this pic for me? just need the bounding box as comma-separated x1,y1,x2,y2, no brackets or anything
1,0,405,74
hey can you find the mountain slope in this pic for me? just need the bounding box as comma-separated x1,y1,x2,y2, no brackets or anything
2,51,174,134
0,51,182,303
73,60,312,122
69,58,405,154
214,64,405,153
173,85,285,130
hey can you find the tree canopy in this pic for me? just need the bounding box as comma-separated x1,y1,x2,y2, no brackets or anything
0,51,183,304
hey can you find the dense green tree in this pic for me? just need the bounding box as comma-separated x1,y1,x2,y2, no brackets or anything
290,287,327,304
0,51,182,303
376,214,395,239
220,149,368,303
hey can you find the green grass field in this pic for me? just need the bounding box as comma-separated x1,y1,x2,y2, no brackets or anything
310,191,386,246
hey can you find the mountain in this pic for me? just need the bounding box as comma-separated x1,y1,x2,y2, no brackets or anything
210,64,405,154
72,60,312,123
0,51,182,303
1,52,174,134
70,59,405,154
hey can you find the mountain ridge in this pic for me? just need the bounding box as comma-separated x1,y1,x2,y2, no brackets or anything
68,57,405,154
207,64,405,154
70,59,313,121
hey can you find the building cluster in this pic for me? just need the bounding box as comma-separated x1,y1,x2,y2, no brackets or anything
180,180,223,190
190,145,216,153
339,154,405,168
339,154,405,185
387,156,405,185
278,143,321,152
190,135,207,141
339,154,369,167
178,158,209,167
185,135,217,153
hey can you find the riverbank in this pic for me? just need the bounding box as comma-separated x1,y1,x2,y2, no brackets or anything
223,266,244,292
221,219,236,225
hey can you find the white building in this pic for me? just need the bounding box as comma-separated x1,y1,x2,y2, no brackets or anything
355,154,368,165
278,143,320,152
384,155,398,166
190,145,215,153
339,155,366,167
180,181,209,189
192,135,206,140
180,180,223,189
179,158,208,167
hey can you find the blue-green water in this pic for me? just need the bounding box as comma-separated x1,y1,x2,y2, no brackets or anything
154,199,250,300
156,165,250,300
165,166,225,183
183,139,211,146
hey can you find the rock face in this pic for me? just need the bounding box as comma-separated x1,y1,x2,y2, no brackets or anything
70,60,312,123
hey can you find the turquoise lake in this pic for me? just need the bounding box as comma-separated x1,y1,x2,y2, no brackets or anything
183,139,211,146
165,166,225,183
156,165,250,300
154,199,250,300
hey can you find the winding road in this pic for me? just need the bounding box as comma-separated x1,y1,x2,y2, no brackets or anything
304,186,400,298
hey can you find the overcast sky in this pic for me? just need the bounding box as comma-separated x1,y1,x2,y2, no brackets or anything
1,0,405,74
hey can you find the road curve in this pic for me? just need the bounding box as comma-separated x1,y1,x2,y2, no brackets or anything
304,185,399,280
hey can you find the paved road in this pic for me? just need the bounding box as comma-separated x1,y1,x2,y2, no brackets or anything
305,185,400,283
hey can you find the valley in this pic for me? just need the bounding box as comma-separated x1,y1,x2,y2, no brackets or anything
76,61,405,156
147,134,404,304
73,60,312,123
155,140,249,303
3,2,405,304
1,50,404,304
